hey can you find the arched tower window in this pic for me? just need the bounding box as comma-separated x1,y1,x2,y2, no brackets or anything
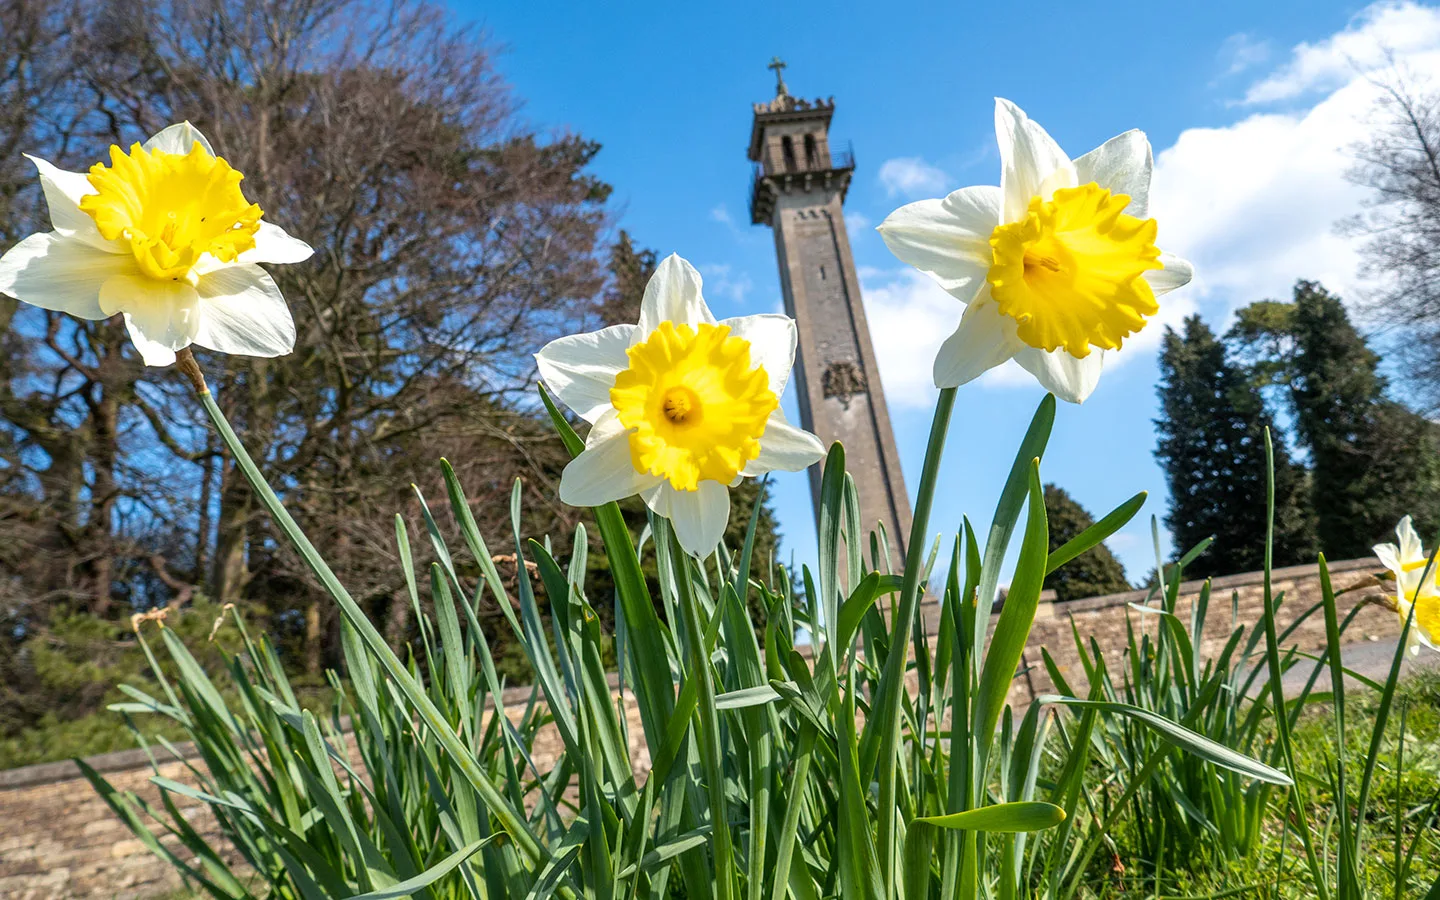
781,136,797,173
804,134,819,169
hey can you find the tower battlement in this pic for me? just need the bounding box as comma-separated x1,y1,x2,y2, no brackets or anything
751,94,835,117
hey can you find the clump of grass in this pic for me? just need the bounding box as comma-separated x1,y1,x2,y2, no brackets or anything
79,385,1436,900
0,601,335,770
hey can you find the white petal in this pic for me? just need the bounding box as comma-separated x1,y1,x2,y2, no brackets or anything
932,291,1024,389
1144,253,1194,297
995,98,1076,223
193,264,296,357
0,232,137,319
144,122,216,157
535,324,636,423
559,427,661,507
1073,130,1153,217
1374,542,1402,576
1013,345,1104,404
651,481,730,558
640,481,674,519
723,313,797,397
1398,516,1423,562
744,410,826,476
24,155,115,251
239,221,314,265
636,254,715,337
100,275,202,367
587,408,628,442
877,186,1000,301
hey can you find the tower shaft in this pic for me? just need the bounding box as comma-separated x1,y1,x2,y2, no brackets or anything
748,82,912,567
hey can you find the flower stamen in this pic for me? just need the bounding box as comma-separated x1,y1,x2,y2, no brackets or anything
1024,251,1063,274
663,386,701,424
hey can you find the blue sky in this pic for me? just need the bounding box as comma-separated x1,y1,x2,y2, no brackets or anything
458,1,1440,582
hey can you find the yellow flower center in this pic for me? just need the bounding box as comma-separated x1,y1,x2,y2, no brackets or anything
610,321,777,492
79,141,263,282
987,182,1164,358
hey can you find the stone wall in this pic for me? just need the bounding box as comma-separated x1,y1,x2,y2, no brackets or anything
1013,556,1397,701
0,681,650,900
0,557,1401,899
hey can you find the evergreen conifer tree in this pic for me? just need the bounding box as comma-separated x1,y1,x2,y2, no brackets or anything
1231,281,1440,557
1155,315,1316,577
1042,484,1132,600
1226,283,1440,558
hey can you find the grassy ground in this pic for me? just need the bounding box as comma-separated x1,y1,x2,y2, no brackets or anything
7,664,1436,899
1078,668,1440,898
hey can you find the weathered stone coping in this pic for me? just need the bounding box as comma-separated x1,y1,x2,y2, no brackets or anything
1042,556,1377,617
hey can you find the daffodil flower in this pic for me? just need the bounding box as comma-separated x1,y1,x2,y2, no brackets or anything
1373,516,1440,653
0,122,312,367
877,98,1194,402
537,254,825,558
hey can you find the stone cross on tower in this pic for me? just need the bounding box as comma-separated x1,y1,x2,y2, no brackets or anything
767,56,789,97
747,65,913,568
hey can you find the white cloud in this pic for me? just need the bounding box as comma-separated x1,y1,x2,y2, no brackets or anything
1106,530,1147,553
878,156,949,198
710,203,754,241
1217,33,1271,77
1155,2,1440,323
1151,98,1371,319
698,263,754,305
859,269,956,410
1243,1,1440,104
846,210,872,244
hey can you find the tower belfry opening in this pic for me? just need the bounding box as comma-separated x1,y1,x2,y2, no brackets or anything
747,60,913,568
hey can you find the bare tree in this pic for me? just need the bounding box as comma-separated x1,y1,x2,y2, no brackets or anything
1,0,614,704
1346,65,1440,408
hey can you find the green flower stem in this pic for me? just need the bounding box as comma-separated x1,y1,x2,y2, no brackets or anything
1259,428,1328,900
768,723,817,900
875,385,956,898
672,531,737,899
184,357,546,871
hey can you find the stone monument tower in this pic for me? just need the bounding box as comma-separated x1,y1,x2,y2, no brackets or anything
748,59,913,565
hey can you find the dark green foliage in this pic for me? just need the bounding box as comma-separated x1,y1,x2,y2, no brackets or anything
599,230,657,326
1231,281,1440,557
0,599,329,769
1155,315,1316,577
1041,484,1131,600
